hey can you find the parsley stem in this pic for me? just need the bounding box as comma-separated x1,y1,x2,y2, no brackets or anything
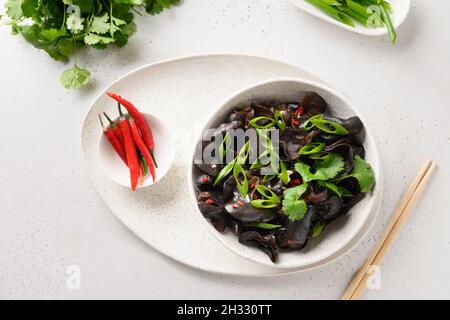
61,5,67,30
132,8,144,16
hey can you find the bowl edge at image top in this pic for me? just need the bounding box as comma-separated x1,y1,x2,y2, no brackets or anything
189,77,383,270
288,0,411,37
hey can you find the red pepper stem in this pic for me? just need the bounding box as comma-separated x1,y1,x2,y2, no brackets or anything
103,112,115,125
118,102,124,117
149,149,158,168
98,114,105,128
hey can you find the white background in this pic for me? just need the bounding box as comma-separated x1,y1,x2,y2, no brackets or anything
0,0,449,299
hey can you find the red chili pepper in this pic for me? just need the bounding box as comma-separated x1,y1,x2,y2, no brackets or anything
138,163,144,187
290,178,302,186
118,116,140,191
291,117,300,127
106,92,157,166
103,111,124,146
295,107,305,117
99,114,127,165
129,118,156,182
206,199,215,205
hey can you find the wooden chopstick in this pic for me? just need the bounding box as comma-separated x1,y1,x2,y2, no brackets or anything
341,159,437,300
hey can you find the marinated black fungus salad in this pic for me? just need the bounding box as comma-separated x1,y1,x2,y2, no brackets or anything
193,92,375,262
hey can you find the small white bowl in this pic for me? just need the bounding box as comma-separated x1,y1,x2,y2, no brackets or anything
190,78,382,270
98,113,174,189
289,0,410,37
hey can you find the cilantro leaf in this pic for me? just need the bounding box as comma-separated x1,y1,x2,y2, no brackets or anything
90,13,110,34
60,64,91,89
115,0,145,5
335,155,375,192
282,184,309,221
5,0,23,20
284,184,308,202
66,12,85,34
17,25,73,61
84,34,115,45
295,153,345,182
40,28,67,41
283,199,307,221
145,0,181,15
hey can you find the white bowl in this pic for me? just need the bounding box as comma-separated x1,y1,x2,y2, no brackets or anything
98,113,174,189
190,78,382,269
289,0,411,37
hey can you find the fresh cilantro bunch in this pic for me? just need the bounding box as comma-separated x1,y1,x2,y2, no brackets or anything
284,153,375,222
2,0,181,89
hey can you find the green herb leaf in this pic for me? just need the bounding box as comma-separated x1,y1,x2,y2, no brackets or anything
90,13,110,34
5,0,23,20
84,34,115,45
250,149,270,170
379,3,396,43
60,63,91,89
300,113,323,130
249,116,277,129
255,185,280,203
299,142,325,155
295,153,345,182
262,174,276,183
319,181,353,198
219,133,231,160
305,0,355,27
282,184,309,221
283,199,307,221
274,110,287,130
312,221,326,238
284,184,308,202
334,155,375,192
214,142,250,186
246,222,282,230
250,200,279,209
278,159,290,185
213,159,235,186
233,163,249,197
145,0,181,15
310,118,349,135
66,12,85,34
115,0,144,5
4,0,180,89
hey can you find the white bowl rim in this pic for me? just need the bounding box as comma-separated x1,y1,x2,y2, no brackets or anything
97,112,175,190
288,0,411,37
188,77,383,270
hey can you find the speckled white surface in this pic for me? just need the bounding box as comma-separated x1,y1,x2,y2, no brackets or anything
0,0,449,299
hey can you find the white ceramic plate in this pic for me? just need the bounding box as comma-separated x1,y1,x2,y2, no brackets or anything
288,0,411,37
81,54,381,276
189,78,382,269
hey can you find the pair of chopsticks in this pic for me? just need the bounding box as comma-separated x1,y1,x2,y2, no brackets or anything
342,159,437,300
